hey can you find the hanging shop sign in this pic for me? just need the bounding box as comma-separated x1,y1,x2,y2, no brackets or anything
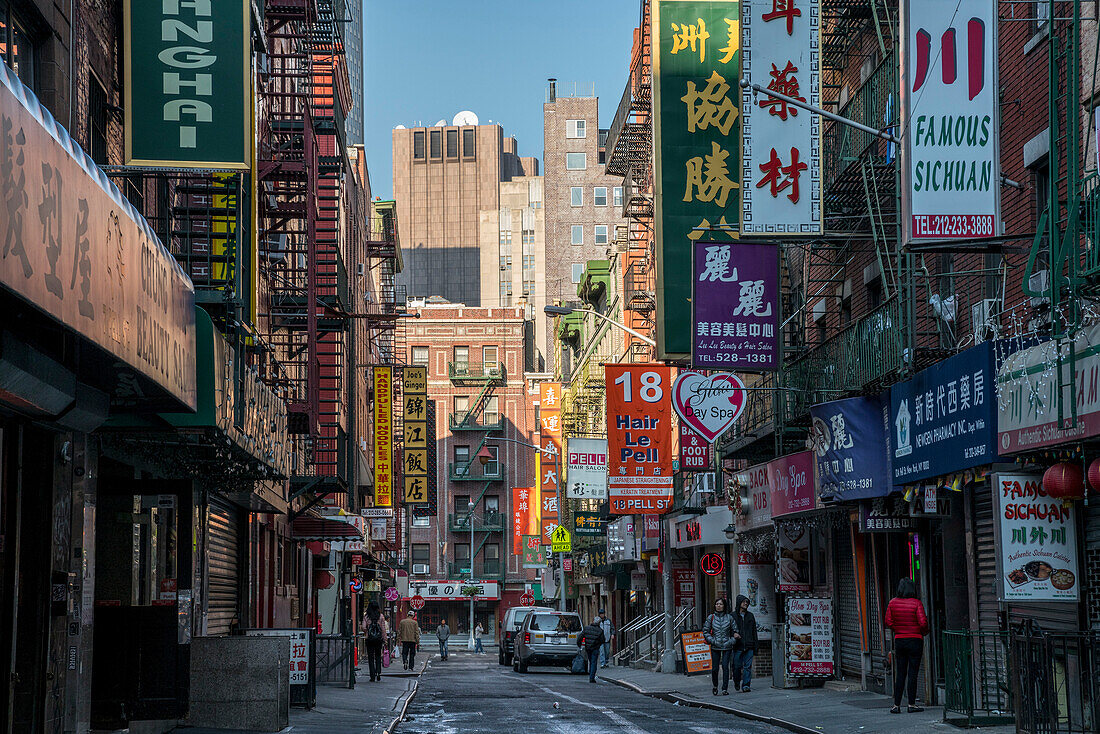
573,511,607,537
540,383,562,534
700,552,725,576
671,506,735,549
890,341,996,485
672,371,748,443
680,419,711,470
901,0,1000,246
403,366,428,505
997,324,1100,454
124,0,250,168
653,0,742,359
566,437,608,499
373,367,393,507
0,63,197,410
408,581,501,602
673,569,696,606
776,522,810,592
810,395,891,501
536,448,558,543
681,630,714,675
522,536,545,569
859,501,918,532
606,364,675,514
630,571,648,591
513,486,536,554
737,552,776,641
735,461,771,532
607,517,641,562
740,0,822,235
786,597,834,677
691,241,781,370
993,472,1080,601
768,451,817,517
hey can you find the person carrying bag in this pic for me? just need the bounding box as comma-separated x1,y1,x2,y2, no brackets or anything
703,597,739,696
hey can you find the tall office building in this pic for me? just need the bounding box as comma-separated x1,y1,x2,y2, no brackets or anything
341,0,364,145
392,116,537,305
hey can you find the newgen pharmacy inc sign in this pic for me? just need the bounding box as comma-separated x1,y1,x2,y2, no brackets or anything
125,0,250,168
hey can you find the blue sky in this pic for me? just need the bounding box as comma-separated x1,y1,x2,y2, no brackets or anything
363,0,639,198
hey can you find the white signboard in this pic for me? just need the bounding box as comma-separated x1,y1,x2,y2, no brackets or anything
902,0,1000,245
787,597,833,677
993,473,1080,601
565,437,608,499
407,580,501,601
607,518,641,563
741,0,822,235
737,553,775,641
246,629,310,685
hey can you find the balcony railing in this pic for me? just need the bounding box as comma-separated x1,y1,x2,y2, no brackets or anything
447,362,506,383
448,413,504,431
448,512,505,532
823,53,897,192
446,561,505,580
448,462,504,481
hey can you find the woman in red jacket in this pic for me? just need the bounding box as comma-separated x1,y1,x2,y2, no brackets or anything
885,578,928,714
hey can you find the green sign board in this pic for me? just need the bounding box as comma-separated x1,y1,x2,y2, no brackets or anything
522,536,545,568
124,0,250,169
653,0,741,358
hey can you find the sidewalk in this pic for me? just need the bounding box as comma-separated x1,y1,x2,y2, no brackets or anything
285,661,422,734
598,666,1015,734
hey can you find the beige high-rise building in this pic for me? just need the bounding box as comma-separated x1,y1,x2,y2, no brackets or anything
392,115,538,306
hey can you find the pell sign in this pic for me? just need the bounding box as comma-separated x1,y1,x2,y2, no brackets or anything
605,365,674,515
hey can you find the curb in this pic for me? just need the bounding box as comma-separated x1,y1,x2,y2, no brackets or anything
599,674,818,734
382,660,427,734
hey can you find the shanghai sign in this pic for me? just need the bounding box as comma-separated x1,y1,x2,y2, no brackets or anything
606,365,675,514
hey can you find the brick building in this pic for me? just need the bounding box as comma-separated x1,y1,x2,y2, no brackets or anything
403,302,539,633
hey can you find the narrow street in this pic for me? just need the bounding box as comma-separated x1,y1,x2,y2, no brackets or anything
396,651,781,734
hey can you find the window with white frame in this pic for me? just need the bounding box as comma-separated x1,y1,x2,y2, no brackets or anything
566,152,587,170
570,187,583,207
571,225,583,245
594,187,608,206
572,263,585,283
566,119,587,138
594,225,608,245
613,186,623,207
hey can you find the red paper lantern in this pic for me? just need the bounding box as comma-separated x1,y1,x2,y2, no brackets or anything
1088,458,1100,493
1042,462,1085,501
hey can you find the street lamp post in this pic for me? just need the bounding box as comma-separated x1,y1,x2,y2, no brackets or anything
468,499,476,651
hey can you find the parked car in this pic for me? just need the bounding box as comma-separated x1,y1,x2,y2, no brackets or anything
511,610,582,673
498,605,554,665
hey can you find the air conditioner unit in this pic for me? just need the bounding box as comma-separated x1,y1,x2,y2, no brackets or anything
972,298,1001,343
1029,269,1051,309
356,263,365,277
412,563,430,575
263,233,288,263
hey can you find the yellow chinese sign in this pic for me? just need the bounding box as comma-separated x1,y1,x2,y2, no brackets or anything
402,365,429,504
654,0,741,359
373,367,393,507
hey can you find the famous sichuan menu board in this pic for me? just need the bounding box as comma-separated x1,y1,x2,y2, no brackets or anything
994,472,1080,601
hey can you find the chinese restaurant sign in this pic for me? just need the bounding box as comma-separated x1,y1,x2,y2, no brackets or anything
124,0,250,168
994,472,1079,602
403,366,428,504
0,63,196,410
740,0,822,234
902,0,1000,246
768,451,816,517
373,367,393,507
889,342,996,485
692,241,780,370
606,365,675,514
654,0,741,359
810,395,891,501
566,437,608,499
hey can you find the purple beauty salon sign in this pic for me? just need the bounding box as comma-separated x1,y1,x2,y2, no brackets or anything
692,241,780,371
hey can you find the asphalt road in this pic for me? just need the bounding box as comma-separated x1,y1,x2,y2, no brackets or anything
396,650,782,734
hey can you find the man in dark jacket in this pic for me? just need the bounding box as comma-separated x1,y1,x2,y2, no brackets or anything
733,594,759,692
577,618,606,683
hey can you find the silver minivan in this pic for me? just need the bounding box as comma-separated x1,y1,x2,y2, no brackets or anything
498,605,554,666
511,610,582,673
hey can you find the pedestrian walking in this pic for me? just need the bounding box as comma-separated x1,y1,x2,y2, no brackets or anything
597,608,616,668
474,622,485,654
362,602,388,682
436,620,451,661
885,578,929,714
397,610,421,670
703,597,738,696
577,616,606,683
732,594,758,692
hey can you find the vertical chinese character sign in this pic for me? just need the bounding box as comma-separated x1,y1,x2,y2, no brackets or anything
902,0,999,245
373,367,393,507
740,0,822,234
654,0,742,359
606,365,675,514
513,486,535,554
402,366,428,504
539,383,562,541
692,241,779,369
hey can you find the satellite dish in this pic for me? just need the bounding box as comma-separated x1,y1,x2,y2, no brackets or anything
452,110,479,126
434,119,447,127
395,124,406,129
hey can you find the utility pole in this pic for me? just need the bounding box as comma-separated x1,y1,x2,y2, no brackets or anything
660,520,676,674
468,500,476,651
557,448,565,612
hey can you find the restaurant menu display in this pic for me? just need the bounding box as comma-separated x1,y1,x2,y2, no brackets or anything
787,597,834,677
777,523,811,592
995,472,1080,601
680,630,712,675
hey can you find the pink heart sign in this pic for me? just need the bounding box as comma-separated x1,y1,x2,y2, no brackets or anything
672,372,748,443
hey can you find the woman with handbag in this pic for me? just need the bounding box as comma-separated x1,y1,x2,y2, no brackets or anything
703,597,739,696
885,578,929,714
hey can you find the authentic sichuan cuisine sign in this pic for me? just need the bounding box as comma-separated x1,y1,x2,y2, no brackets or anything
993,472,1079,601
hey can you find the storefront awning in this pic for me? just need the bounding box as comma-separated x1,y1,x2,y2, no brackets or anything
290,514,365,541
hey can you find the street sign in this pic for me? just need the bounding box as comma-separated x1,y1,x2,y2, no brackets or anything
550,525,572,553
520,592,535,607
563,558,573,572
384,587,400,602
409,595,425,610
349,577,362,593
